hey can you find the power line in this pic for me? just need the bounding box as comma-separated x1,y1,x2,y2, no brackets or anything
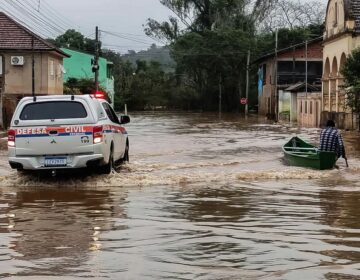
21,0,69,32
3,0,62,37
103,44,153,48
106,46,250,56
13,0,65,34
36,0,83,31
0,2,54,38
101,30,156,45
2,0,91,39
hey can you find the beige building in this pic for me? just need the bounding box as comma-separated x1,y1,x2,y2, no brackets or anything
256,39,323,122
322,0,360,129
0,12,69,128
297,92,322,127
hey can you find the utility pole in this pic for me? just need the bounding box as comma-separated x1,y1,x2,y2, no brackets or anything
219,74,222,117
274,29,278,122
94,26,100,92
32,36,35,98
305,40,308,98
245,50,251,116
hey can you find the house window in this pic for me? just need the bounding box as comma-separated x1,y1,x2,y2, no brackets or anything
334,2,338,27
50,60,54,77
305,101,307,114
300,101,303,113
310,101,313,114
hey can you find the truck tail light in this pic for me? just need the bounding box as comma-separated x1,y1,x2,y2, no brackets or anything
93,126,103,144
8,129,16,147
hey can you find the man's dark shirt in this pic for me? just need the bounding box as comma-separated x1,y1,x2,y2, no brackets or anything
319,127,345,158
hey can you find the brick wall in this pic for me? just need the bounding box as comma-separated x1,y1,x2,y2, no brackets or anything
278,41,323,60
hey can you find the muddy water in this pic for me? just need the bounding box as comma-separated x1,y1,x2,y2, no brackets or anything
0,112,360,280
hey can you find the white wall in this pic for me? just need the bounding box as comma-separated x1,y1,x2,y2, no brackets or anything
279,90,291,113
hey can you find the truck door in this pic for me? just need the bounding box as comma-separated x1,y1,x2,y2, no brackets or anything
102,102,124,160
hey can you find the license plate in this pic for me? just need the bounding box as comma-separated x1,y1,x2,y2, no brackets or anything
44,157,67,167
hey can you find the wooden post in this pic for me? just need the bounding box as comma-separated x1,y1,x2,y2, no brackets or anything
275,29,278,121
305,40,308,98
245,50,250,115
219,75,222,117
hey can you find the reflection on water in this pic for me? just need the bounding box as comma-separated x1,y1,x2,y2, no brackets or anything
0,112,359,279
0,187,127,278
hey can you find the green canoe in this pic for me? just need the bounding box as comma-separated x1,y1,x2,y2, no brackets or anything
282,136,337,170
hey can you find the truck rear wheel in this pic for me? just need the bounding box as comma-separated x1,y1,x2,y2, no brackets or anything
122,141,129,163
101,146,114,174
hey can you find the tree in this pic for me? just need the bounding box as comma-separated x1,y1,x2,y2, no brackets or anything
64,78,106,95
341,48,360,128
256,24,324,53
101,49,131,110
145,0,276,43
261,0,326,32
53,29,99,53
55,29,85,50
145,0,276,111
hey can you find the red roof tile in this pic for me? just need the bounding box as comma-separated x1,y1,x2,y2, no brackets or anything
0,12,69,57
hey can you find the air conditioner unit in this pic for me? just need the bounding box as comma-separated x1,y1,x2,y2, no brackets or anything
11,56,24,66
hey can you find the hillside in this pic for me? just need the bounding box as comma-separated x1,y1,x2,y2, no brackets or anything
122,44,175,72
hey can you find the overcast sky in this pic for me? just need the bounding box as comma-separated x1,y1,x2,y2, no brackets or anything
0,0,329,53
47,0,171,53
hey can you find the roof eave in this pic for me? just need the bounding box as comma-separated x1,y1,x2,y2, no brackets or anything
253,37,323,64
0,48,70,58
0,12,68,57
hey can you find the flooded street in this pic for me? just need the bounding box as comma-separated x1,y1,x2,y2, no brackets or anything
0,112,360,279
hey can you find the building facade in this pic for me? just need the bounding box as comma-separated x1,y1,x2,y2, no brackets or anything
257,39,323,123
0,12,69,127
297,92,322,127
322,0,360,129
61,48,115,104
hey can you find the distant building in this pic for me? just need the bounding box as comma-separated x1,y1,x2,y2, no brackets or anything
322,0,360,129
0,12,69,128
291,83,322,127
256,38,323,125
61,48,115,104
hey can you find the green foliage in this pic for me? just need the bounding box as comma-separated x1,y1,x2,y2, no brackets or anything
121,60,196,110
122,44,175,73
101,49,191,111
64,78,106,95
53,29,99,53
145,0,263,111
54,1,325,113
341,48,360,115
257,24,324,53
144,0,325,112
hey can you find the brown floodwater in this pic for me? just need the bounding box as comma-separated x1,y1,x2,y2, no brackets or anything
0,112,359,279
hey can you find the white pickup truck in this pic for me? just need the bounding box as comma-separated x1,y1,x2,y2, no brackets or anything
8,95,130,174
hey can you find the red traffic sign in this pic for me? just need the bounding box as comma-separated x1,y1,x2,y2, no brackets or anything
240,98,247,105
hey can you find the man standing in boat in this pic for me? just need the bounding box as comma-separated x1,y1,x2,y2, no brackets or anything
319,120,347,160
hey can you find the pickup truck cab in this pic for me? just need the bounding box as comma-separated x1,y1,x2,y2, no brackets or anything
8,95,130,174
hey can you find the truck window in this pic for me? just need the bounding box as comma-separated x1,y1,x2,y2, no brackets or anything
20,101,88,120
102,103,119,124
